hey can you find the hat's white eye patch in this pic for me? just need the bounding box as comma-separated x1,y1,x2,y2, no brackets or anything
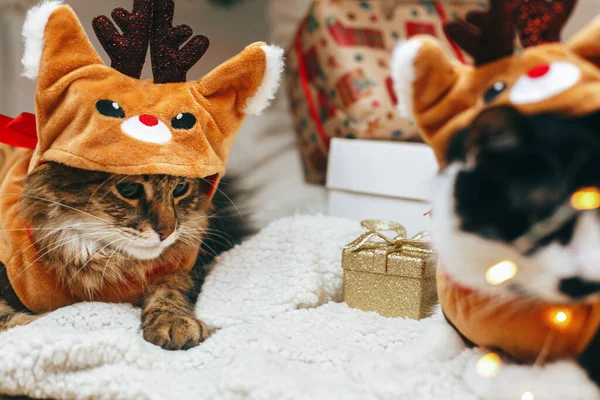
508,62,581,105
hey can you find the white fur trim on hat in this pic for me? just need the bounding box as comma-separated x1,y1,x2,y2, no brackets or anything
391,38,423,122
244,45,285,115
21,0,63,80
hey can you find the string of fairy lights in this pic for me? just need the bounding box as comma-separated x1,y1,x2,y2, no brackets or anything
473,187,600,399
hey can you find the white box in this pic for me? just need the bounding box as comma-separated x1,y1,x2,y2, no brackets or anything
326,138,438,235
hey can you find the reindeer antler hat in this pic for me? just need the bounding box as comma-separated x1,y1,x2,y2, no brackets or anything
390,0,600,362
391,0,597,165
21,0,283,182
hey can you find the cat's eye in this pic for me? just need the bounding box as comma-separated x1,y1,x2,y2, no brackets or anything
171,113,196,130
173,182,189,197
96,100,125,118
484,82,507,103
116,182,143,199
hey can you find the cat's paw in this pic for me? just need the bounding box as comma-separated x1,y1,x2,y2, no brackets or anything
142,314,209,350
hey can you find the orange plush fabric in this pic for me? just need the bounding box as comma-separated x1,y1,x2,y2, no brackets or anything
392,5,600,361
0,1,283,313
438,270,600,362
32,5,272,178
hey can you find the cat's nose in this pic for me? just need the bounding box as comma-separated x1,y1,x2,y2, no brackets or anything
559,277,600,299
155,227,175,241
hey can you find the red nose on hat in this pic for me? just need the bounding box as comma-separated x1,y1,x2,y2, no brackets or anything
139,115,159,127
527,64,550,79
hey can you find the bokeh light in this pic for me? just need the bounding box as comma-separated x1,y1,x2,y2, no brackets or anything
521,391,535,400
485,261,518,286
551,310,569,326
475,352,502,377
571,187,600,210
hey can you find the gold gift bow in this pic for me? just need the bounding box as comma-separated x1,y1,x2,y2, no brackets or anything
343,219,433,255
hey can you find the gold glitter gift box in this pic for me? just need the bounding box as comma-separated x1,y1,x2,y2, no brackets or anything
342,220,437,319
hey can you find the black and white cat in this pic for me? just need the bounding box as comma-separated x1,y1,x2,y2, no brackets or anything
431,105,600,383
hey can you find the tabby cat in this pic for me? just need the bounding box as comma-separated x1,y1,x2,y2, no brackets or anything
0,162,248,350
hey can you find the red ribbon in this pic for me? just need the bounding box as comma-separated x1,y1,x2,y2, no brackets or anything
0,112,38,149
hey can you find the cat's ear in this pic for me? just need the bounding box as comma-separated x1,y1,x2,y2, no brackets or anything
195,43,284,118
391,36,462,140
567,15,600,68
22,1,104,89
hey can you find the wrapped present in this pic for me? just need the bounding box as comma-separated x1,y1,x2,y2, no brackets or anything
285,0,481,183
342,219,437,319
326,138,437,234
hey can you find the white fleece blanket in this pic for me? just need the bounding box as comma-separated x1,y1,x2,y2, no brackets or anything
0,216,598,400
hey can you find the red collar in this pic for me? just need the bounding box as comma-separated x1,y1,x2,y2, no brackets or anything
440,266,475,295
144,264,175,281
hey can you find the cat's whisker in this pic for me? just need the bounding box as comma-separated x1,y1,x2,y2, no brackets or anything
184,217,211,224
0,222,104,233
85,175,115,211
113,229,142,240
59,229,121,268
204,179,243,221
189,236,235,250
195,234,235,249
175,236,201,248
187,228,236,246
10,231,116,284
198,241,220,259
101,239,130,284
14,193,111,223
117,239,141,284
180,230,231,248
175,231,209,249
68,237,126,284
47,230,116,258
5,225,94,270
183,225,235,236
25,229,111,263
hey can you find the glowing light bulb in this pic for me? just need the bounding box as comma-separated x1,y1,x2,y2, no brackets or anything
521,391,535,400
475,352,502,377
485,261,518,286
552,310,569,326
571,187,600,210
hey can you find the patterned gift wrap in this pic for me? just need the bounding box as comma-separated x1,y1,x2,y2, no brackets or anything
286,0,482,184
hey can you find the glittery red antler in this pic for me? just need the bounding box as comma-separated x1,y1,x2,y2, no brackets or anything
92,0,153,79
445,0,518,66
151,0,210,84
515,0,577,47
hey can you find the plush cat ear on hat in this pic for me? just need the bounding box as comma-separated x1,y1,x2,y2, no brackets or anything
390,36,461,140
196,42,284,117
567,15,600,68
21,1,104,88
